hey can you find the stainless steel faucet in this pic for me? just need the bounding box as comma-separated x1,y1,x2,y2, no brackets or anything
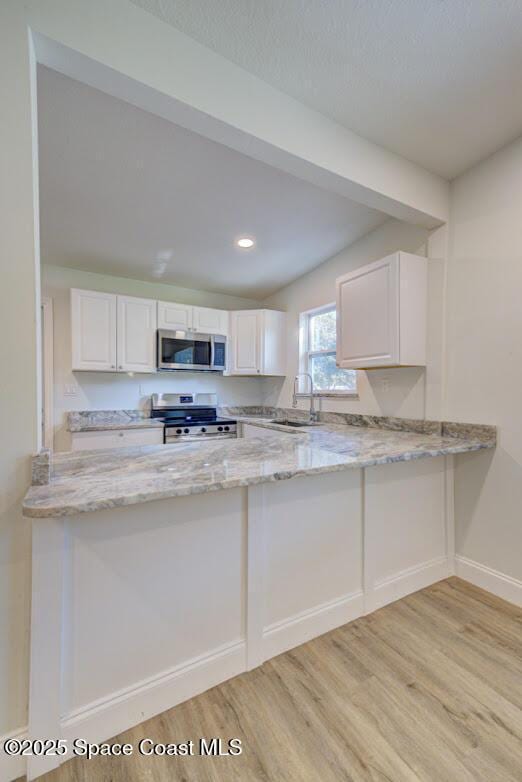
292,373,319,422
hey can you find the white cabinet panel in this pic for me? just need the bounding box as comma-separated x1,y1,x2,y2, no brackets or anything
71,428,164,451
336,251,427,369
228,309,286,376
192,306,229,335
261,310,286,376
66,490,245,709
230,311,259,374
261,470,362,660
71,289,117,371
364,456,446,611
157,301,192,331
117,295,157,373
158,302,228,334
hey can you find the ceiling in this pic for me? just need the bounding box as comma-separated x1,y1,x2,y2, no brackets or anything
130,0,522,179
38,66,386,300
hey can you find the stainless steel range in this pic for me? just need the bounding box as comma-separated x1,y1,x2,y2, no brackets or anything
150,393,237,443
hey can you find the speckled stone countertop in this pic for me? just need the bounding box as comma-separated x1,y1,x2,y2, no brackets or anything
67,410,163,432
23,416,496,518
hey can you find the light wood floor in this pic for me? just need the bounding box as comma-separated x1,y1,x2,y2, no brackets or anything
36,578,522,782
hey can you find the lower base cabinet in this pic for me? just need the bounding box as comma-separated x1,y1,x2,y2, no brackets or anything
27,455,452,780
71,428,164,451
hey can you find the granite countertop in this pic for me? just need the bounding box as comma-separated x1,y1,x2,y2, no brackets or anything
23,417,496,518
67,410,163,432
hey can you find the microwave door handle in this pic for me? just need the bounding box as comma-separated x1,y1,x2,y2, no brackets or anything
210,335,215,369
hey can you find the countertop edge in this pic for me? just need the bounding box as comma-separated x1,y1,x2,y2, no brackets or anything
68,421,164,432
22,438,493,519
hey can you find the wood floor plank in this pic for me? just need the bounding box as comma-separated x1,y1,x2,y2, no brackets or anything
38,578,522,782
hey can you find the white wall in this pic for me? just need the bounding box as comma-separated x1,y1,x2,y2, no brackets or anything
42,265,266,451
262,218,448,420
447,135,522,583
0,6,39,740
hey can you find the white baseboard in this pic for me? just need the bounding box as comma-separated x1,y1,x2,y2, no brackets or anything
0,727,28,782
367,555,450,613
61,639,245,747
455,555,522,607
262,590,364,660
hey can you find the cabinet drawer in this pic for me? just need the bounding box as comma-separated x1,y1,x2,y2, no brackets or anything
71,428,164,451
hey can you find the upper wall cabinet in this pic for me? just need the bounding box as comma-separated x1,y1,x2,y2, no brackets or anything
117,295,157,373
336,252,427,370
71,289,156,373
71,289,117,371
192,306,229,336
157,302,229,335
157,301,193,331
228,309,286,376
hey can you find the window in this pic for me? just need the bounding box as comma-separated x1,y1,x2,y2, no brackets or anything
299,304,357,394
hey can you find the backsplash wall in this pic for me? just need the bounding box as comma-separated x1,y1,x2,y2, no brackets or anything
43,265,266,451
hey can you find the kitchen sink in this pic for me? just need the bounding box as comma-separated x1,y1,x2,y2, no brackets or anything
270,419,321,427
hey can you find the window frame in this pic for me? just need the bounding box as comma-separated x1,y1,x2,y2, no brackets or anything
298,303,358,398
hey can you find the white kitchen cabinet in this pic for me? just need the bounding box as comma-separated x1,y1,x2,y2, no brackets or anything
157,301,193,331
117,295,157,373
72,289,156,373
192,305,229,336
228,309,286,376
71,289,117,371
336,251,427,369
229,310,259,374
157,301,229,335
71,428,164,451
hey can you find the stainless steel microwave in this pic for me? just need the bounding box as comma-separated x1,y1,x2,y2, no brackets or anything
157,329,226,372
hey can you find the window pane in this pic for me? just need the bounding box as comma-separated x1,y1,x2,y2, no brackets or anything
310,354,356,392
310,308,336,352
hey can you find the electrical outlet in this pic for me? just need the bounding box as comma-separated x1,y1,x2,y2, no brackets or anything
380,377,391,393
64,383,78,397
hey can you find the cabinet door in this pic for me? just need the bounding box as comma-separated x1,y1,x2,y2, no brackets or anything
192,306,229,336
71,428,163,451
336,253,399,369
157,301,193,331
117,295,157,373
71,289,117,371
260,310,286,376
230,311,260,374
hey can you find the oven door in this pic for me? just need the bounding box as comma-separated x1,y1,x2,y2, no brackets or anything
157,330,216,371
165,432,236,443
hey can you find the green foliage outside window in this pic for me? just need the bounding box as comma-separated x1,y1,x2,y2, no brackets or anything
306,307,356,392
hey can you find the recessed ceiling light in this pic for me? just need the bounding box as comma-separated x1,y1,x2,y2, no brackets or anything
236,237,255,249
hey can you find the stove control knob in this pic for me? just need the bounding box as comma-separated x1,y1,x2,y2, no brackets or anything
224,426,230,431
218,426,224,432
176,429,182,435
184,428,190,434
201,427,207,433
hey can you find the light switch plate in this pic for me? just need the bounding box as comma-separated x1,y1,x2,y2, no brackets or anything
64,383,78,397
